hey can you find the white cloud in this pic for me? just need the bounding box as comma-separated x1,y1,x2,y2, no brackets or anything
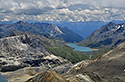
0,0,125,22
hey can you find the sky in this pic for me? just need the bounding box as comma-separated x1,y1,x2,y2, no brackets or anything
0,0,125,22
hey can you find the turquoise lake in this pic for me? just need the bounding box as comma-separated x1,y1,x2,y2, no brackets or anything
66,43,92,52
0,75,8,82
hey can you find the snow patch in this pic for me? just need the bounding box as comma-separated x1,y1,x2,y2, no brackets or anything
117,26,121,30
122,25,124,27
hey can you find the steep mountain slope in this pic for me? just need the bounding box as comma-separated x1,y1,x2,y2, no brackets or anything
0,21,83,42
57,26,84,42
0,31,68,72
69,42,125,82
78,22,125,48
56,21,107,38
26,42,125,82
84,42,125,81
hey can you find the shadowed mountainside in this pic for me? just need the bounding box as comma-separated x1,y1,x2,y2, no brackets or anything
78,22,125,48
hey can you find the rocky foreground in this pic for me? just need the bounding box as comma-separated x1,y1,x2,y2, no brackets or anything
0,30,124,82
26,42,125,82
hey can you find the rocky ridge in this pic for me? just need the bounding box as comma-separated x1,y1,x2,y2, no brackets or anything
78,22,125,48
0,32,68,72
0,21,83,42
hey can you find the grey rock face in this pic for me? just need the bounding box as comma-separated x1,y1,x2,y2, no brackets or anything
84,42,125,82
0,34,67,72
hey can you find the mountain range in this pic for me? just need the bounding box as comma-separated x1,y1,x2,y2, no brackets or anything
78,22,125,48
56,21,107,38
0,21,83,42
3,39,125,82
0,21,124,82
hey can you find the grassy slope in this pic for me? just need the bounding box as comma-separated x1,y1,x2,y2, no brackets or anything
42,40,90,64
91,48,111,59
41,37,111,64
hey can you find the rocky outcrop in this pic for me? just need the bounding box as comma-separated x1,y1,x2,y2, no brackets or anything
78,22,125,48
0,33,68,72
1,67,47,82
26,71,68,82
0,63,72,82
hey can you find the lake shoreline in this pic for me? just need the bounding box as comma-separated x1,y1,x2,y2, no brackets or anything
66,43,92,52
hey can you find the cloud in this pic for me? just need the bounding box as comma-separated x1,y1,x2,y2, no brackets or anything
0,0,125,15
0,9,13,14
0,0,71,15
81,0,125,8
15,7,54,15
0,0,125,22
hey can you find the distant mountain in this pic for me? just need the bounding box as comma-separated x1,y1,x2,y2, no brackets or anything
111,20,125,24
56,21,107,38
0,21,14,24
78,22,125,48
57,26,84,42
0,21,83,42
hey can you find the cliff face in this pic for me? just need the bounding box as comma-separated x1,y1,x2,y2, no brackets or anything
0,32,68,72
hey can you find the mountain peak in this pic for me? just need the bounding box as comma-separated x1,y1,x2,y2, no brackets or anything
16,21,29,25
16,21,25,24
107,22,115,26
